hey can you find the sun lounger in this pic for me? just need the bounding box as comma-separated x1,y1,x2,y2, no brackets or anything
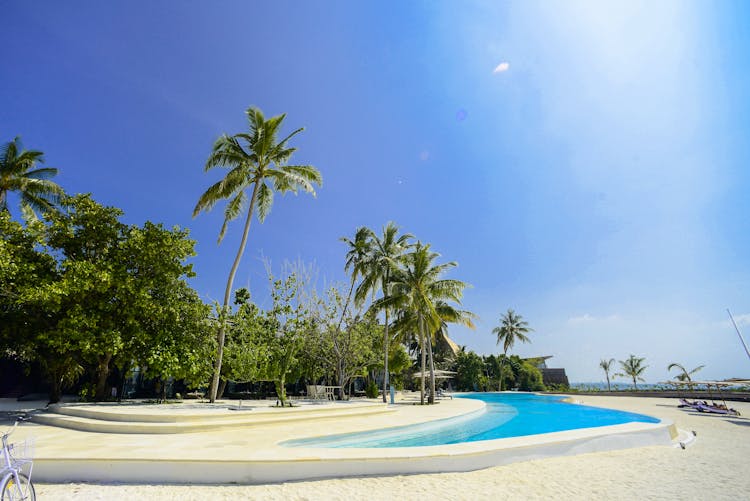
696,403,741,416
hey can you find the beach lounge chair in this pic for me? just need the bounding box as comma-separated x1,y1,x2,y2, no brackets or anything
695,402,741,416
306,385,326,400
436,389,453,400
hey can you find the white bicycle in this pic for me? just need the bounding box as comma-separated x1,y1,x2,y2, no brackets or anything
1,419,35,501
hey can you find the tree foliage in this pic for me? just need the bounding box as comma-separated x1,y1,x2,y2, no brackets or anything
1,195,211,401
0,137,65,218
616,354,648,390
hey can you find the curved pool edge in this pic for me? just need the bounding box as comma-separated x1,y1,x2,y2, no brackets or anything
32,419,678,484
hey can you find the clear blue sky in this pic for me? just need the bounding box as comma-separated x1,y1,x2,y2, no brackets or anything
3,1,749,382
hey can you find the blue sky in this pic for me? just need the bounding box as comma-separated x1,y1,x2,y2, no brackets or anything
3,1,749,382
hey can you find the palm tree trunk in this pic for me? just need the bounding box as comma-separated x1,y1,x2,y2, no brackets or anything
606,374,611,391
419,316,426,405
498,349,508,391
383,306,389,403
427,332,436,404
382,270,391,404
209,181,261,403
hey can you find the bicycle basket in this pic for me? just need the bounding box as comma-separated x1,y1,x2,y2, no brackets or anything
8,438,34,468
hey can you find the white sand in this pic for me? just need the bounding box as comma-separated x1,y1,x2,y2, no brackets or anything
26,395,750,500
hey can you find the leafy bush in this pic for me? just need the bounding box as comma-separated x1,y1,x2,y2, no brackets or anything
365,379,379,398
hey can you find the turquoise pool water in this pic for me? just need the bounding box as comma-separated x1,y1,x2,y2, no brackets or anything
282,393,660,448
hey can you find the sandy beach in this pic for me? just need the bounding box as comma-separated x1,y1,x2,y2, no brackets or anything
13,394,747,500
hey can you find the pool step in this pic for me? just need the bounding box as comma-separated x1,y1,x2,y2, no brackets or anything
33,403,393,434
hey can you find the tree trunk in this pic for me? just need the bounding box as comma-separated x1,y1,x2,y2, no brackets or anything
118,362,130,402
217,378,228,399
498,350,507,391
383,305,390,403
606,374,611,391
209,181,261,403
427,333,436,404
337,359,345,400
275,377,287,407
94,353,112,401
49,373,62,404
419,316,426,405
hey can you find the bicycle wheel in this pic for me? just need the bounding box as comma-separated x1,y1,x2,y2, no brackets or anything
0,472,35,501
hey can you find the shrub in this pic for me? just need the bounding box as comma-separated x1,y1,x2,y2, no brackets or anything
365,379,379,398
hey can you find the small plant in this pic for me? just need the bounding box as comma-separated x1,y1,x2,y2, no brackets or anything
365,379,379,398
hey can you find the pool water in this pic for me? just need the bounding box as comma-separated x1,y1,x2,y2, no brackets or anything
282,393,660,448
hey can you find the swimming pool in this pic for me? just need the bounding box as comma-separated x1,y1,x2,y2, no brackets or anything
283,393,660,448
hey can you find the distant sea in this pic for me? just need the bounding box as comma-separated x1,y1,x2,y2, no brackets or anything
571,382,671,391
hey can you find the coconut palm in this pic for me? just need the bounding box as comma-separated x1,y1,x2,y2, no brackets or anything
356,222,412,402
392,300,476,403
339,227,371,325
0,137,64,218
193,107,322,402
376,242,469,404
599,358,615,391
493,309,532,391
616,354,648,390
667,362,705,382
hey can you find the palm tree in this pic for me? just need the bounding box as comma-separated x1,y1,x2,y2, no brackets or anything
616,354,648,390
599,358,615,391
0,137,64,218
667,362,704,382
391,300,475,403
338,227,371,330
356,223,412,403
378,242,469,404
493,309,532,391
193,107,322,402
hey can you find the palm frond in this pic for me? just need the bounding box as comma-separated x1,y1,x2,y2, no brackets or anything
23,167,59,180
255,182,273,222
217,190,247,243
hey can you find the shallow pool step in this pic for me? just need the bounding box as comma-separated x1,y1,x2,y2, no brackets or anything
33,404,393,434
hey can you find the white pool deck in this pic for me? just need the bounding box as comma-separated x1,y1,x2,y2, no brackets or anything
1,393,683,484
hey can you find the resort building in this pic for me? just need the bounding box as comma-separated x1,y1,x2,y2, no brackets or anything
525,356,570,387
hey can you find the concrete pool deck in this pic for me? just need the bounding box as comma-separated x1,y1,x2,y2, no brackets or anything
1,393,683,484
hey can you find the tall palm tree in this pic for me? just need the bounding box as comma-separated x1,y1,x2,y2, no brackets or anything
193,107,322,402
378,242,468,404
667,362,704,382
493,309,532,391
0,137,64,218
616,354,648,390
599,358,615,391
356,222,412,403
338,227,371,332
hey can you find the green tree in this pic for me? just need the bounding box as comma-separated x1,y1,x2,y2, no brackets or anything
667,362,704,382
339,227,371,327
220,290,270,389
193,107,322,403
515,358,545,391
599,358,615,391
255,272,310,407
309,286,381,399
616,354,648,390
493,309,533,391
380,242,469,404
356,222,412,403
0,137,64,218
2,195,207,402
454,350,485,392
